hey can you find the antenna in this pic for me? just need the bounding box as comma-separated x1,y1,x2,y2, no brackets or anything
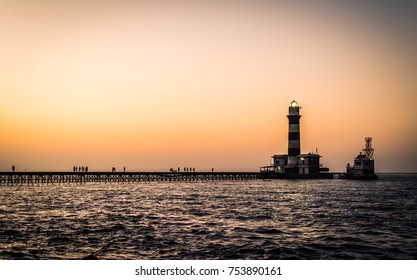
363,137,374,160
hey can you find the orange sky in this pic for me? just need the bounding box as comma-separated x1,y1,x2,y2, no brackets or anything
1,1,416,172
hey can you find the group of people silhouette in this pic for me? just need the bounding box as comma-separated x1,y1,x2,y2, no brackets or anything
72,166,128,172
9,165,214,173
183,167,195,172
112,167,126,172
73,166,88,172
169,167,197,172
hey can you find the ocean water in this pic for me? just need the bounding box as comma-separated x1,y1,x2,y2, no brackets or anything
0,174,416,260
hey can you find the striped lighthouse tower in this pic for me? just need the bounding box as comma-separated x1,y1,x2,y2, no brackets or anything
287,100,301,168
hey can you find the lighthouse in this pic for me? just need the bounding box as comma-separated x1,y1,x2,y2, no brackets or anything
287,100,301,168
260,100,330,177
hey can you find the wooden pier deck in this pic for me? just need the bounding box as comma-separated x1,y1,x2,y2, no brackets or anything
0,171,341,185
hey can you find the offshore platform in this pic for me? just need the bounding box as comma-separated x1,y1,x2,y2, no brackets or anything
346,137,378,180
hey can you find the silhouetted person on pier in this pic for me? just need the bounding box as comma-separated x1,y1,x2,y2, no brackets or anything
184,167,186,172
86,166,88,172
193,168,195,172
78,166,81,172
112,167,116,172
124,166,126,172
12,165,15,172
212,168,214,172
178,167,180,172
73,166,76,172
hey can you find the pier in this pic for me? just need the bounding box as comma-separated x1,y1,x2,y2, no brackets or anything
0,172,263,186
0,171,341,186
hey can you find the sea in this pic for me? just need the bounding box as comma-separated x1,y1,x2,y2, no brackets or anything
0,173,416,260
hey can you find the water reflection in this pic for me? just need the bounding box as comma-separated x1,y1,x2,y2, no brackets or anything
0,175,416,259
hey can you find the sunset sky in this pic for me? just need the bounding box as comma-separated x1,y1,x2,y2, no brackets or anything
1,0,416,172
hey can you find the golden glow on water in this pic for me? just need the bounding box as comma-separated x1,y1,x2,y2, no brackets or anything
1,176,416,259
1,1,416,172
